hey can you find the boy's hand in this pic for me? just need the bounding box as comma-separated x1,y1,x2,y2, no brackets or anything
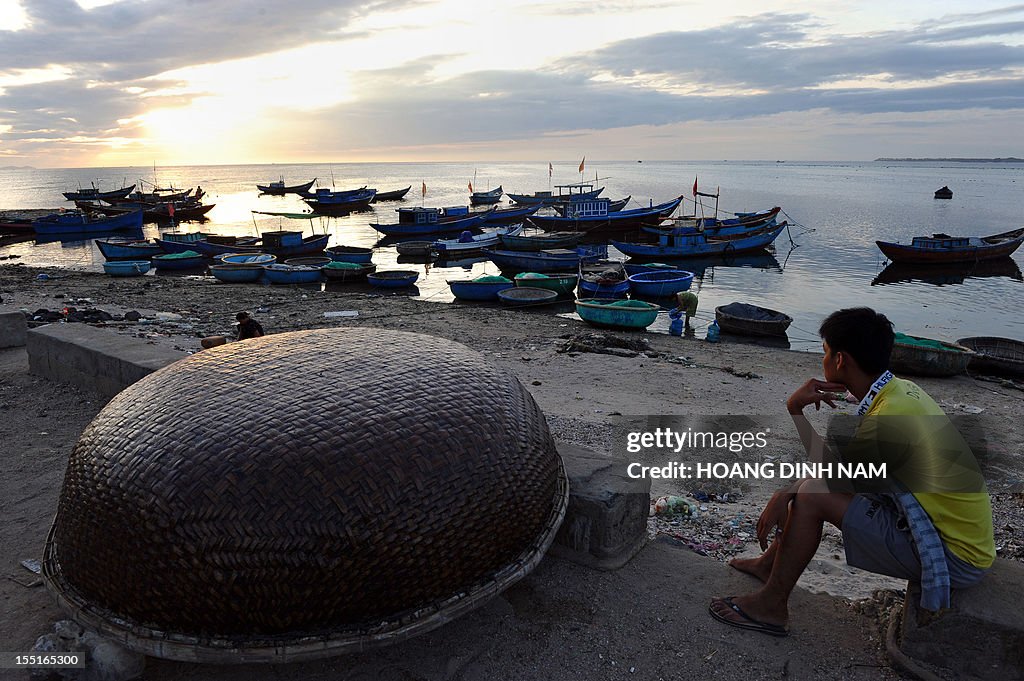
787,378,847,415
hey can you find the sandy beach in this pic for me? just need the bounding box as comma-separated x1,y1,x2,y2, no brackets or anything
2,261,1022,679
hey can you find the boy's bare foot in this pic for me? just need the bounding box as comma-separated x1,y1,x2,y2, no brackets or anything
728,556,772,583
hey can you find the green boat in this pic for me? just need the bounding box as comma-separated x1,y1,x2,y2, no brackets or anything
514,272,580,296
575,298,660,330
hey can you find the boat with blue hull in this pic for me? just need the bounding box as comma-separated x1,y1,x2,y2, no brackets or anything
326,245,374,263
554,195,630,216
448,276,515,301
33,209,144,236
263,264,323,284
481,247,598,272
498,230,583,251
646,209,780,238
433,224,524,254
152,251,207,271
303,188,377,213
371,206,493,237
372,186,412,202
612,222,787,259
218,253,276,266
575,299,660,330
192,233,330,258
63,184,136,202
103,260,151,277
528,196,683,235
477,204,540,226
95,238,162,260
367,270,420,288
156,233,259,254
626,270,695,297
210,264,264,283
578,278,630,299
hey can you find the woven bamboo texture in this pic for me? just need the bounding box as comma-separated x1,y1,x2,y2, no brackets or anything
44,328,566,659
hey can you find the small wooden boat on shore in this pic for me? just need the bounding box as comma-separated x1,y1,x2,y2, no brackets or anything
575,299,660,330
448,276,515,301
627,270,694,297
257,178,317,195
103,260,151,277
497,287,558,306
513,272,579,296
715,302,792,337
876,228,1024,264
367,270,420,288
890,333,974,376
323,261,376,282
372,186,412,202
470,185,503,206
956,337,1024,377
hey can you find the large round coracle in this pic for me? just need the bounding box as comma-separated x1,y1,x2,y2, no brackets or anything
43,328,567,661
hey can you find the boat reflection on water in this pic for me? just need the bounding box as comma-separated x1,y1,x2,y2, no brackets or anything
718,331,791,350
872,257,1023,287
624,251,783,283
433,254,489,270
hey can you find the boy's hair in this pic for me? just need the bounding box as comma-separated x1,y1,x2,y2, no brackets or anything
236,311,249,321
819,307,894,374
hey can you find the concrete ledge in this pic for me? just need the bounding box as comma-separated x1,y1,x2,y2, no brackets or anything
902,559,1024,680
27,323,184,398
550,441,650,570
0,305,27,348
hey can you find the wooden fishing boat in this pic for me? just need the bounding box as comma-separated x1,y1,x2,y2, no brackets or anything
152,250,207,271
513,272,579,296
372,186,412,202
371,206,492,237
0,216,34,234
529,196,683,235
263,263,323,284
448,276,515,301
256,178,317,195
367,270,420,288
470,185,503,206
209,263,264,283
627,270,695,297
715,302,792,337
481,247,591,272
192,233,330,258
102,260,151,277
498,230,583,251
478,204,540,226
890,333,974,376
934,186,953,199
94,237,162,260
325,244,374,263
611,222,787,259
80,200,214,223
322,262,376,282
956,337,1024,377
497,287,558,306
63,183,136,202
507,182,604,206
395,241,435,256
647,207,782,237
575,299,660,330
433,224,524,254
554,195,630,216
578,263,630,299
33,208,144,236
157,233,259,254
875,227,1024,264
304,188,377,214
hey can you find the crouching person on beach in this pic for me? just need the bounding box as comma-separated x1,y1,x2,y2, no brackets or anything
709,307,995,637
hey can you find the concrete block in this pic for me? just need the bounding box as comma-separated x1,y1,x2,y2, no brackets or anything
550,441,650,570
27,323,183,398
901,559,1024,679
0,305,28,348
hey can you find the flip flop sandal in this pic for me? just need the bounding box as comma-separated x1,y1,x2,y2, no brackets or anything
708,597,789,637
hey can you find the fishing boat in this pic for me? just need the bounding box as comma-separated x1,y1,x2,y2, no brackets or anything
209,263,265,283
370,206,493,237
395,241,435,256
512,272,579,296
715,302,792,337
575,299,660,330
256,178,317,195
890,333,974,376
323,262,376,282
611,222,787,259
579,263,630,299
156,233,259,254
372,186,412,202
325,245,374,263
33,209,144,236
263,263,323,284
470,185,503,206
528,196,683,235
498,230,584,251
553,195,630,216
152,250,207,271
80,200,215,223
481,247,594,272
627,270,695,297
507,182,604,206
303,188,377,213
367,270,420,288
956,337,1024,377
448,275,515,301
497,287,559,306
433,224,524,254
0,216,34,234
94,237,162,260
477,204,541,226
934,186,953,199
647,207,782,237
191,232,330,258
875,227,1024,264
102,260,151,277
218,253,276,265
63,183,136,202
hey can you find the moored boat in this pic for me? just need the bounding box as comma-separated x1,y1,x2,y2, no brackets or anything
575,299,660,330
470,185,503,206
152,250,207,271
395,241,435,256
63,183,136,202
218,253,276,266
33,209,144,236
956,337,1024,377
367,270,420,288
326,244,374,263
528,196,683,235
322,261,377,282
627,270,695,297
371,206,492,237
372,186,412,202
612,222,787,259
448,275,515,301
497,230,583,251
890,333,974,376
284,256,332,268
715,302,792,337
95,237,162,260
191,232,330,258
303,188,377,213
257,178,317,195
507,182,604,206
875,228,1024,264
481,247,592,272
102,260,151,277
209,263,264,283
513,272,579,296
477,204,540,226
433,224,524,254
554,195,630,216
262,263,323,284
497,287,559,306
934,186,953,199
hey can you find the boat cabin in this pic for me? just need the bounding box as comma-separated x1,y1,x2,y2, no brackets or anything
560,197,611,218
555,182,600,199
910,234,974,249
261,230,304,248
396,206,469,224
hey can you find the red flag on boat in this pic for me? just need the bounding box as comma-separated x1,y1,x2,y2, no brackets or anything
167,202,175,218
548,162,553,177
422,181,427,198
692,176,697,197
468,181,473,193
579,157,585,174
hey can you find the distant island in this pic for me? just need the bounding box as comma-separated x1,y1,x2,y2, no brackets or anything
874,157,1024,163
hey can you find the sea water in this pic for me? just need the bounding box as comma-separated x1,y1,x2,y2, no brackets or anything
1,159,1021,350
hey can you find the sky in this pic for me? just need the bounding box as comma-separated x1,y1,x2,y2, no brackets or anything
0,0,1022,167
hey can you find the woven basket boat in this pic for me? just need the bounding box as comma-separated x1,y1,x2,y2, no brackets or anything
890,334,975,377
715,302,792,337
322,262,376,282
43,328,567,663
956,336,1024,377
